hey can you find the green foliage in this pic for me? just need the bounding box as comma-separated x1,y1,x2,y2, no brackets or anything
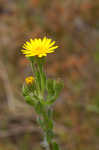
47,79,55,96
48,109,53,118
46,129,54,143
37,117,45,129
24,96,35,106
35,70,42,92
46,79,64,105
22,56,63,150
41,69,46,93
35,101,44,114
22,84,30,97
52,142,60,150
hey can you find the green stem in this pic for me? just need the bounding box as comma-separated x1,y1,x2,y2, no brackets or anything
41,108,54,150
31,60,35,75
42,108,61,150
31,60,41,95
38,61,46,96
43,135,50,150
30,58,60,150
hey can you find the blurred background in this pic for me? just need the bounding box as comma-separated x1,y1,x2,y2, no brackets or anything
0,0,99,150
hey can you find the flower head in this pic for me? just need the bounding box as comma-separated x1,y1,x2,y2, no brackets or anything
25,76,35,85
21,37,58,58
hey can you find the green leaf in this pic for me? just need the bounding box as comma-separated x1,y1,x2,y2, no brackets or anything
46,80,64,105
48,109,53,118
37,117,44,129
46,130,54,143
48,120,53,130
35,102,43,114
47,79,55,96
45,98,56,105
24,93,40,106
52,142,60,150
24,96,35,106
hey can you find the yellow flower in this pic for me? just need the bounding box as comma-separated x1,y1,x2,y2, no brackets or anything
25,76,35,84
21,37,58,58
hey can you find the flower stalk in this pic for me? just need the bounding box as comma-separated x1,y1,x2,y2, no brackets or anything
21,37,63,150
